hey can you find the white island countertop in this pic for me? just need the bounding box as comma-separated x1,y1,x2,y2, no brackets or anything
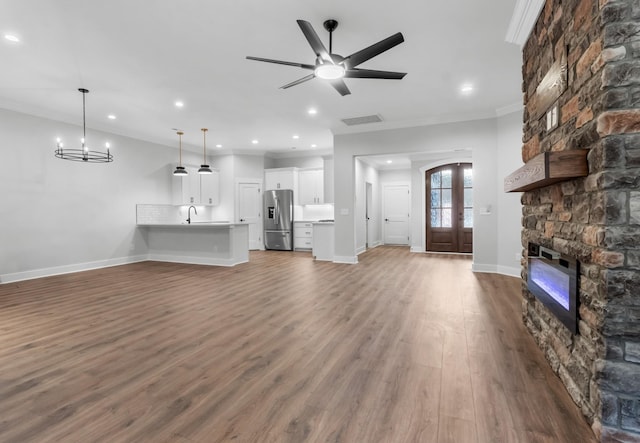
137,222,249,266
137,221,246,228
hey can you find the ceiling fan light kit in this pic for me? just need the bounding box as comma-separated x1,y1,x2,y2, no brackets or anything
314,63,345,80
246,19,406,96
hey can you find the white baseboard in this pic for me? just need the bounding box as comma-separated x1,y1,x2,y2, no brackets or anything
472,263,497,273
356,246,367,255
497,265,522,278
146,254,247,267
369,241,382,249
0,255,148,284
410,246,424,253
333,255,358,264
473,263,522,278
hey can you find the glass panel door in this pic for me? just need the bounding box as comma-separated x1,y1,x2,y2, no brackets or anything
426,163,473,253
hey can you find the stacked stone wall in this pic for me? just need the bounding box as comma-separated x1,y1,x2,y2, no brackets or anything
521,0,640,440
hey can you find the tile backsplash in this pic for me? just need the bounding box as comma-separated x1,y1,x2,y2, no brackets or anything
136,204,215,224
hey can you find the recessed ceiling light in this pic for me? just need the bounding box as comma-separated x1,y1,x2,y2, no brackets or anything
251,139,259,144
292,135,299,139
4,34,20,43
386,160,393,164
291,147,297,150
307,108,317,115
311,144,317,148
175,101,184,108
107,114,116,120
460,84,474,94
215,144,222,148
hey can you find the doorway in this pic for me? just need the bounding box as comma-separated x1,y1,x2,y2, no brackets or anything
382,183,410,245
366,182,373,248
236,181,263,250
425,163,472,253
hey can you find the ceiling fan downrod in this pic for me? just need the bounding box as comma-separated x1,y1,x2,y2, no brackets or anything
323,19,338,55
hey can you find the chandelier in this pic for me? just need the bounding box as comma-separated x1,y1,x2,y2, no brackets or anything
55,88,113,163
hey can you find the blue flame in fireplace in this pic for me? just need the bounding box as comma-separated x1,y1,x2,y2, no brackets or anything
530,259,570,310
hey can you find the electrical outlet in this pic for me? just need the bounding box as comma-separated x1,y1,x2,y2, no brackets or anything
515,252,521,262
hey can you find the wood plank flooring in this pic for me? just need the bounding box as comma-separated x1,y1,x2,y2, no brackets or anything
0,247,596,442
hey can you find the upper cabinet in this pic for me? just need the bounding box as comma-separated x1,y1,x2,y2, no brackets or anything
264,167,298,191
200,170,220,205
172,165,220,205
298,169,324,205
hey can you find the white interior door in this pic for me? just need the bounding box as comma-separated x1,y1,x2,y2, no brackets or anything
383,184,410,245
237,181,262,250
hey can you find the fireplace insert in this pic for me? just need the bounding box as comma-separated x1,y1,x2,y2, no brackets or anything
527,243,579,334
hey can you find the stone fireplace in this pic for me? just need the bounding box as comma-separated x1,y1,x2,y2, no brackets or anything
519,0,640,440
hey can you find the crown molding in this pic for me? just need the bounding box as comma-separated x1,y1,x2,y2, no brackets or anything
505,0,545,47
496,102,524,117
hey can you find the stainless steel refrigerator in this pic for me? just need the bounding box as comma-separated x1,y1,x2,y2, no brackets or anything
264,189,294,250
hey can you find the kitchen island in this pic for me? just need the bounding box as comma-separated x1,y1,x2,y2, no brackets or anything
137,223,249,267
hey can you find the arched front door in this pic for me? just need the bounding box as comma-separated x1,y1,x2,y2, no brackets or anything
425,163,473,253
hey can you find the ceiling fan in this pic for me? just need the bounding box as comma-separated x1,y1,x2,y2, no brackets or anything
246,19,406,96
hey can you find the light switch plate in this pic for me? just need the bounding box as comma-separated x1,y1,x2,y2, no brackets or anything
340,208,349,216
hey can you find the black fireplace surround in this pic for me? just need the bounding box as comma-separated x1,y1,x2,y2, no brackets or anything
527,243,579,334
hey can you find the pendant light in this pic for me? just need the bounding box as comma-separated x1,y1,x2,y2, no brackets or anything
173,131,187,176
55,88,113,163
198,128,213,174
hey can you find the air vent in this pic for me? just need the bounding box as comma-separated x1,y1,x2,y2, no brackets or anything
341,114,383,126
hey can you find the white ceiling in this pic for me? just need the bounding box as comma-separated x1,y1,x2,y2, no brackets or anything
0,0,523,158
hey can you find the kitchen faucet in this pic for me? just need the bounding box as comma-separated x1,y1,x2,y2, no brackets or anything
187,205,197,224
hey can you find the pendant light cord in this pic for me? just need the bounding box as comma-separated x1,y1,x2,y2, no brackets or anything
202,128,207,163
82,90,86,141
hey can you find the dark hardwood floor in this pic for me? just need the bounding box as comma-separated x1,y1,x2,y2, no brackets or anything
0,247,596,442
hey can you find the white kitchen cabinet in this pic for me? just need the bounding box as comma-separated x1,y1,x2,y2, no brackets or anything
171,165,220,205
298,169,324,205
312,222,334,261
294,221,313,250
264,168,298,191
200,170,220,205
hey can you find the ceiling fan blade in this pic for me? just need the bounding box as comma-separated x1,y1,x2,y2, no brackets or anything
297,20,333,63
329,79,351,96
280,74,316,89
344,68,406,80
246,56,315,70
345,32,405,68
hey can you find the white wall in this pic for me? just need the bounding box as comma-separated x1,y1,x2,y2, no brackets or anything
334,118,503,268
209,154,235,221
267,155,324,169
234,154,265,180
208,154,265,222
379,169,412,183
496,110,524,276
0,107,176,282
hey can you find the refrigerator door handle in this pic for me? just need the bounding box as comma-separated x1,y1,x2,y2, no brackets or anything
274,197,279,226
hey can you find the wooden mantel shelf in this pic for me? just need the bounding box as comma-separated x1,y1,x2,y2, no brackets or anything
504,150,589,192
